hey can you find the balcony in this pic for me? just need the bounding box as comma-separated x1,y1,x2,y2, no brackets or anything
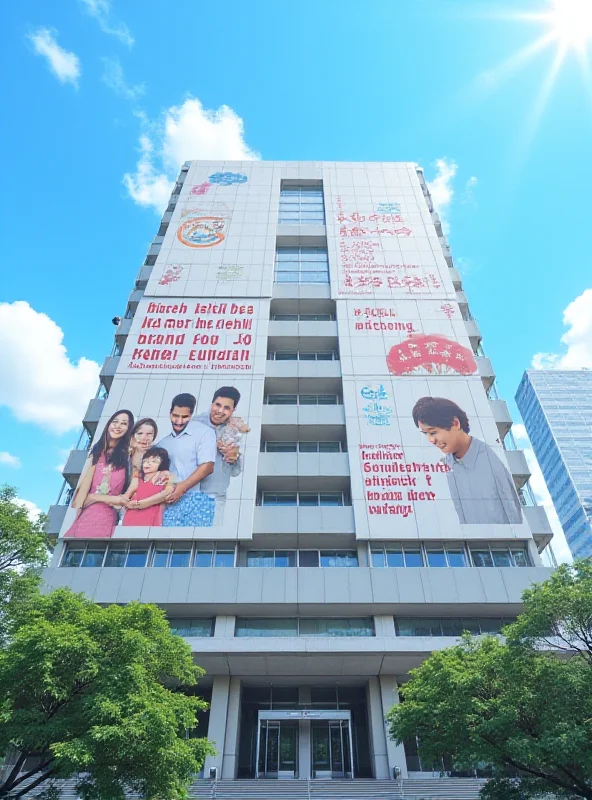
115,318,132,351
455,290,469,315
476,356,495,391
44,504,68,537
253,505,355,536
505,449,530,489
267,320,338,339
448,267,462,290
135,265,152,288
489,398,512,439
100,356,120,391
62,449,88,488
127,288,144,313
265,360,342,380
258,452,350,479
272,284,331,300
82,397,106,437
464,318,481,351
522,505,553,552
262,404,346,428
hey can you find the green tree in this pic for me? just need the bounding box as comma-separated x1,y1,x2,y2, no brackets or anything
386,562,592,800
0,485,49,644
0,589,215,799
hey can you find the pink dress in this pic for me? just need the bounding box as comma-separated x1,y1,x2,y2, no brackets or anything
122,480,164,527
64,453,126,539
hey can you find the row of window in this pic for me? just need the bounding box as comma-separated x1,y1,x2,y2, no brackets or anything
258,492,347,507
274,247,329,284
264,394,340,405
61,542,531,570
271,313,335,321
371,542,530,569
278,187,325,225
260,441,346,453
165,616,516,639
267,351,339,361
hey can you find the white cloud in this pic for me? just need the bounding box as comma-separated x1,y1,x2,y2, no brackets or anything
0,302,100,435
426,158,457,233
101,56,144,101
28,28,81,87
80,0,134,46
532,288,592,370
512,424,573,564
464,175,478,204
123,97,260,212
0,452,21,468
15,498,43,522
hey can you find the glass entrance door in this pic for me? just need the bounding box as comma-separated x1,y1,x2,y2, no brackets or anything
311,720,352,778
258,721,298,778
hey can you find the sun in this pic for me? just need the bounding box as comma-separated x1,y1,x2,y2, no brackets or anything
547,0,592,51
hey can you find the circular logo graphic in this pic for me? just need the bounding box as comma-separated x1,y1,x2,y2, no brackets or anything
177,216,226,248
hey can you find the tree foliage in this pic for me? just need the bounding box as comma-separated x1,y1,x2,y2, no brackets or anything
0,589,215,799
387,562,592,800
0,484,49,644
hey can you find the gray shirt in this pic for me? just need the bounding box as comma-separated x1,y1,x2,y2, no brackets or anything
157,420,216,494
443,437,522,524
193,411,243,499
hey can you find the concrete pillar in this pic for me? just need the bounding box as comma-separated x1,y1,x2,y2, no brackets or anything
379,676,408,779
204,676,230,779
367,678,390,779
222,677,241,779
298,687,311,779
214,615,236,637
357,541,369,566
374,615,396,638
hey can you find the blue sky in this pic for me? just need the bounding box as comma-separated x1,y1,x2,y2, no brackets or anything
1,0,591,560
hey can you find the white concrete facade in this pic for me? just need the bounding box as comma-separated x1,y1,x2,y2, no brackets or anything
44,160,554,782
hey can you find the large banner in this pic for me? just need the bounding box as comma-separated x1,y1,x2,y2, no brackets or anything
146,165,277,299
345,376,528,540
58,294,268,542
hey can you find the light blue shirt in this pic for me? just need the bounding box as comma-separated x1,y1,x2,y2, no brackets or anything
157,420,216,494
443,437,522,524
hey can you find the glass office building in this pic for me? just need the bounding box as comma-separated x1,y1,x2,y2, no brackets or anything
516,369,592,559
41,161,554,793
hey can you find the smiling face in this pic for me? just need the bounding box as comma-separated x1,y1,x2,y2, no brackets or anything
134,423,156,449
108,413,130,441
170,405,193,434
210,395,235,426
142,454,162,476
417,417,464,455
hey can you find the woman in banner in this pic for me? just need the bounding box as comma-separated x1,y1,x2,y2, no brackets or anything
64,409,134,539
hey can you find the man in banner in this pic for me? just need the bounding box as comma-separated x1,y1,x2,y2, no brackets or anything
194,386,245,523
412,396,522,525
157,392,217,527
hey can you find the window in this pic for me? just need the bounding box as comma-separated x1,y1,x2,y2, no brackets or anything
264,394,340,405
370,544,424,568
157,223,168,237
170,546,191,568
169,619,215,637
395,617,515,636
319,551,358,567
144,255,157,266
259,491,347,507
247,550,297,567
469,544,530,568
81,547,106,567
272,313,335,321
261,441,298,453
275,247,329,284
62,547,84,567
267,351,339,361
235,618,374,637
278,185,325,225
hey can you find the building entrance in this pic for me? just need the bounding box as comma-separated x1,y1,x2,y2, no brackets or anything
256,710,354,779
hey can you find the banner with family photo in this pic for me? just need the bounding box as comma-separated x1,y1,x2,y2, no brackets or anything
343,376,529,540
58,375,262,542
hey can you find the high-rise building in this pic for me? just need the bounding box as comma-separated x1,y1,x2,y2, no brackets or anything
516,369,592,559
43,160,554,791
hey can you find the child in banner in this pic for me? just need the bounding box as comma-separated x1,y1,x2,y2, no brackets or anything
122,447,176,527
